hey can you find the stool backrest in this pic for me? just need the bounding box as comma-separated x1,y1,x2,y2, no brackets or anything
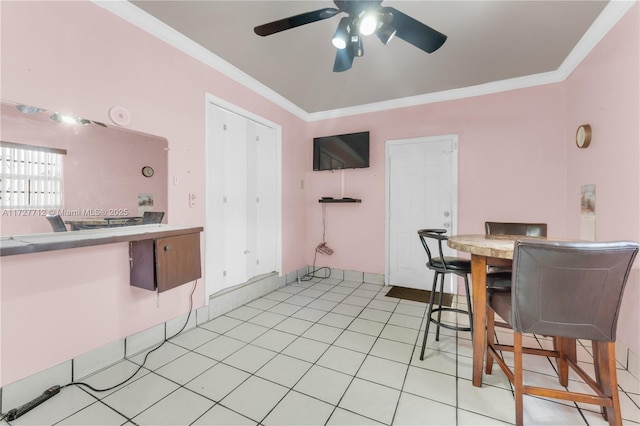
485,222,547,237
46,214,67,232
417,229,449,270
512,239,638,341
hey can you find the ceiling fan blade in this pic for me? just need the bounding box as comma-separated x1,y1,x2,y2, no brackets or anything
382,7,447,53
254,8,340,36
333,47,354,72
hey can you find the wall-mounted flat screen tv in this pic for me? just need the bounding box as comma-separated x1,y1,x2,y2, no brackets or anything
313,131,370,171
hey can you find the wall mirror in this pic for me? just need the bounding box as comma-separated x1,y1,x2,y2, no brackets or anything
1,100,168,236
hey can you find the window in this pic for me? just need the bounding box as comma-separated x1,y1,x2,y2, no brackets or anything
0,142,65,209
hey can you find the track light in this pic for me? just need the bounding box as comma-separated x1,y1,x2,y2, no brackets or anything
376,20,396,44
332,17,351,49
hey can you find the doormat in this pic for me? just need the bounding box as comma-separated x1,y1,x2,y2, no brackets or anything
385,286,453,307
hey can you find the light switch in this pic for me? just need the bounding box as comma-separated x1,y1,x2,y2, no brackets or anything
189,193,196,207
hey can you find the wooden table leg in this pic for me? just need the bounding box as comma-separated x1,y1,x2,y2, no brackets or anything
470,254,487,387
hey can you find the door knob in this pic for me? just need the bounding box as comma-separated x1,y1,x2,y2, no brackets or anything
444,211,450,217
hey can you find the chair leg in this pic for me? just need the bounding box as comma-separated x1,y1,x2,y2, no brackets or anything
485,307,495,374
555,337,569,387
420,271,439,360
463,274,473,337
435,272,446,341
514,332,524,426
593,341,622,426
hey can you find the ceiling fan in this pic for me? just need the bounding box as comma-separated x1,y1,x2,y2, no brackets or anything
254,0,447,72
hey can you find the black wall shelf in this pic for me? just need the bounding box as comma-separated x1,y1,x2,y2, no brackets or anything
318,198,361,203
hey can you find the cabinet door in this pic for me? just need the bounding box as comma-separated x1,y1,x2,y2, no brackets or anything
156,233,201,292
130,239,156,291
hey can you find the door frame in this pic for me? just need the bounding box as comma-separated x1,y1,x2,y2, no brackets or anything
384,134,459,289
204,92,282,302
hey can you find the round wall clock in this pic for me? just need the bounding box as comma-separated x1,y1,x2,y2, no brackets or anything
576,124,592,148
141,166,154,177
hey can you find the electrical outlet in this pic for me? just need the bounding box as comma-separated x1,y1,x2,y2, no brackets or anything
189,193,196,207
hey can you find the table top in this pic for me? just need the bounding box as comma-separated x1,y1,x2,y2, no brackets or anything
448,234,546,259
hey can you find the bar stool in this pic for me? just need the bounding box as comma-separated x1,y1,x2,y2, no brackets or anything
418,229,473,360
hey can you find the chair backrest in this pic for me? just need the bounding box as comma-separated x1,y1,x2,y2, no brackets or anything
485,222,547,237
142,211,165,224
511,239,638,341
417,229,449,270
46,214,67,232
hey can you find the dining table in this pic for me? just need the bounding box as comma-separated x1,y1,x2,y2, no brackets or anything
447,234,530,387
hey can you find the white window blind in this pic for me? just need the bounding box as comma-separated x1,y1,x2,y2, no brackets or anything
0,142,65,209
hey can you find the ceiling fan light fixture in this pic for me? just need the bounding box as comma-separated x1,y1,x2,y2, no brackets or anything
350,34,364,57
332,17,351,49
376,21,396,45
358,12,378,36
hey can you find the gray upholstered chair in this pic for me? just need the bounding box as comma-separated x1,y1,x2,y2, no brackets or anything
46,214,67,232
485,239,638,426
484,221,548,288
417,229,473,360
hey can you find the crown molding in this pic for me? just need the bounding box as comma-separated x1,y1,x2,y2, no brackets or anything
94,0,635,123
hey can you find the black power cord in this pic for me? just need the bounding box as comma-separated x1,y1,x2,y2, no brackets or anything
0,280,198,421
300,203,332,281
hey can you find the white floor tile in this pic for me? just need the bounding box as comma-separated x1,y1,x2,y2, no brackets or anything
194,335,246,361
302,323,342,344
292,307,327,322
457,378,515,423
245,297,280,311
185,362,250,401
251,329,297,352
307,298,339,312
56,401,128,425
223,344,277,374
393,391,456,425
357,308,393,323
347,318,385,337
225,306,263,321
403,366,457,406
132,387,211,425
282,337,330,363
331,303,365,317
317,346,366,376
369,338,414,364
357,355,408,390
379,324,420,345
101,373,180,419
255,353,312,387
318,312,355,329
326,408,384,425
342,295,372,307
247,310,288,328
388,313,423,330
167,327,218,350
339,378,401,424
221,376,288,423
294,365,353,405
155,352,217,385
367,299,398,312
192,404,257,425
77,359,150,398
129,342,189,370
268,302,302,316
333,330,377,354
224,322,269,343
263,390,334,425
274,317,314,335
200,315,244,334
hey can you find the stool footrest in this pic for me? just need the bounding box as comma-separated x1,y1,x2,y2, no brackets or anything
429,307,472,332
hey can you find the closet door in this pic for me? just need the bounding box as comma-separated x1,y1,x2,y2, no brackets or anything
205,100,279,297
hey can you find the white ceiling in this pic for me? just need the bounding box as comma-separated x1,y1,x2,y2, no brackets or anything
100,1,633,119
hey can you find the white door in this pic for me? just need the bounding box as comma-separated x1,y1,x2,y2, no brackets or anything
386,135,458,291
205,95,281,300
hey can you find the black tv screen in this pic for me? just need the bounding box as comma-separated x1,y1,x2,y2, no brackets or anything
313,131,370,171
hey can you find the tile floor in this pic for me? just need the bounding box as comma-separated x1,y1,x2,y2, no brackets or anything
4,277,640,425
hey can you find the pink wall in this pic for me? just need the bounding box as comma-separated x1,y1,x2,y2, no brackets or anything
304,85,568,274
564,4,640,355
0,1,307,386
